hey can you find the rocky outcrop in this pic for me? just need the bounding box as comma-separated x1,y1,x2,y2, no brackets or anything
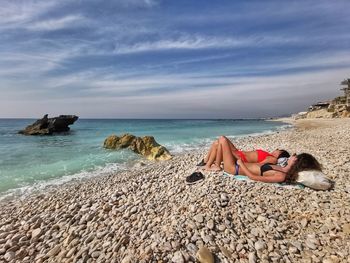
306,109,336,119
19,114,79,135
329,104,350,118
304,105,350,119
104,133,172,161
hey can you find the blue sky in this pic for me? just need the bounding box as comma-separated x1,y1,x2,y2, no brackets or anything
1,0,350,118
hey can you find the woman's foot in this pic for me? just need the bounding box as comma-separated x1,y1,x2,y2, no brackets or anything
205,163,222,171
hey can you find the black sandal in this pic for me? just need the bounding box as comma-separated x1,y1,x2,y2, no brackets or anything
186,172,205,185
196,159,206,167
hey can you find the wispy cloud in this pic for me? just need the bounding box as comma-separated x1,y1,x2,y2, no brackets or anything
26,15,85,31
114,35,300,54
0,1,58,27
0,0,350,118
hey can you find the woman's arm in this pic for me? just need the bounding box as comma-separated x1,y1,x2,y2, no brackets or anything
247,173,285,183
237,160,285,183
259,156,278,164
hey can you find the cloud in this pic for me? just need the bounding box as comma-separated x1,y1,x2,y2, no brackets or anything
0,0,350,118
0,1,58,28
113,35,300,54
26,15,85,31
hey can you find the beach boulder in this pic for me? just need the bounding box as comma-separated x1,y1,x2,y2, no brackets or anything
19,114,79,135
104,133,172,161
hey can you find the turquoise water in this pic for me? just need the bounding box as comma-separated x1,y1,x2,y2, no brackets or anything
0,119,288,197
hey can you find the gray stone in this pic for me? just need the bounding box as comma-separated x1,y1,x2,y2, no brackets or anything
91,251,101,258
172,251,185,263
4,251,15,262
301,218,308,227
291,241,302,251
257,215,266,222
206,219,214,230
251,228,259,237
220,194,228,201
47,245,61,257
255,240,266,251
248,252,257,263
186,243,198,256
218,224,226,231
194,214,204,223
305,239,317,250
31,228,42,239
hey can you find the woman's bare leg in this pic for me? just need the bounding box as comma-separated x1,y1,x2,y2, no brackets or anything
205,142,222,171
225,137,239,152
205,136,240,170
205,140,220,170
204,140,219,162
217,136,237,174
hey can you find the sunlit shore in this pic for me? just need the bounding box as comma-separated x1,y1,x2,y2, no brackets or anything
0,118,349,262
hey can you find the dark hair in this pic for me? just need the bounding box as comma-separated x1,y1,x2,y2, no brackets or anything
286,153,322,182
278,150,290,159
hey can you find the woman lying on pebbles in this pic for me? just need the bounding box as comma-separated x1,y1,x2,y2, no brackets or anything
214,136,322,183
199,136,290,171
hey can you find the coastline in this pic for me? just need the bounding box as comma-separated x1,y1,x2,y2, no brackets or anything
1,119,350,262
0,120,291,201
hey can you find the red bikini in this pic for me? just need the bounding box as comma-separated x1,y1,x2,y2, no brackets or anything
236,149,273,162
256,149,274,162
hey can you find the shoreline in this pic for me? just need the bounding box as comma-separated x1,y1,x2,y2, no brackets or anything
0,118,349,262
0,120,292,201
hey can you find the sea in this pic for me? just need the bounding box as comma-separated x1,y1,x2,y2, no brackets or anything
0,119,290,199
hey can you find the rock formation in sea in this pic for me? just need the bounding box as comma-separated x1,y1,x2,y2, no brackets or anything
104,133,172,161
19,114,79,135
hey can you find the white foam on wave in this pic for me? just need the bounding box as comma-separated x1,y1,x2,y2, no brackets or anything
0,162,127,201
165,137,216,154
164,125,291,154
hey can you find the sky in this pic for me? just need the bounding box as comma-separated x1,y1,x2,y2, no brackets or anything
1,0,350,119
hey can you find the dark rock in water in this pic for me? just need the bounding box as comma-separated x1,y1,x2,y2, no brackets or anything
19,114,79,135
104,133,172,161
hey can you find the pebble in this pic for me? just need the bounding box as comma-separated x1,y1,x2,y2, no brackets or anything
248,252,257,263
189,205,196,212
257,215,266,222
218,224,226,231
15,248,28,259
47,245,61,257
186,243,198,256
342,223,350,235
31,228,42,239
251,228,259,237
4,251,15,262
196,246,214,263
254,240,266,251
206,219,214,230
0,119,349,263
121,254,133,263
91,251,101,258
291,241,302,251
305,238,317,250
172,251,185,263
301,218,308,227
194,214,204,223
220,193,228,201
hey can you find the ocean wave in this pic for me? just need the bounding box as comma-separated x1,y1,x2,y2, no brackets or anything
0,162,127,201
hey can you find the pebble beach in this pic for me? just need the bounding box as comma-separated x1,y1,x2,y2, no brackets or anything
0,118,350,263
